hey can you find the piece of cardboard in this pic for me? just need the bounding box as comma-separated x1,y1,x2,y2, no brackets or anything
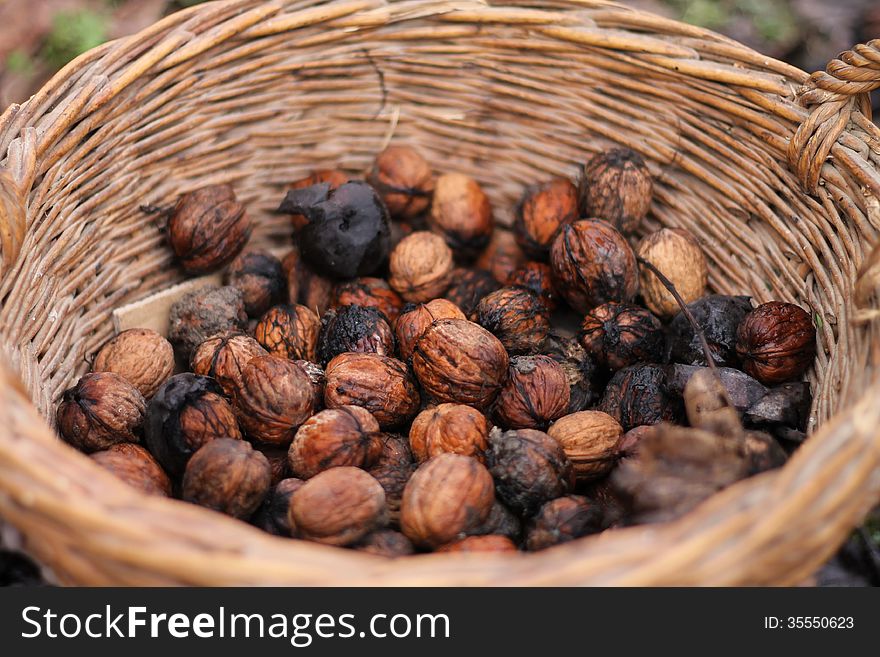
112,274,223,337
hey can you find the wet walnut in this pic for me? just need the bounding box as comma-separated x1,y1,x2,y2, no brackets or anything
289,467,388,545
167,184,252,274
400,454,495,548
394,299,466,361
324,353,420,429
225,250,286,317
145,373,241,477
637,228,707,318
579,302,664,371
494,356,570,430
476,229,527,285
667,295,753,367
525,495,603,551
356,530,415,557
254,477,305,536
294,360,326,411
578,148,653,235
331,277,404,323
429,173,494,259
90,443,171,497
287,169,348,231
412,318,509,410
471,287,550,356
168,285,248,360
317,305,396,366
288,406,382,479
542,332,602,413
368,145,434,220
389,231,454,302
254,304,320,362
508,262,558,312
190,331,267,398
234,355,315,445
547,411,623,481
550,220,639,313
438,535,518,553
444,268,501,316
486,427,574,516
598,364,680,431
409,404,490,464
736,302,817,385
91,329,174,399
182,438,271,520
57,373,145,453
514,178,579,260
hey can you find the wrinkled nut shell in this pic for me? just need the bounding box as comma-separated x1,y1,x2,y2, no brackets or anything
476,230,526,285
409,403,490,463
525,495,602,551
400,453,495,548
331,277,404,323
368,146,435,220
736,301,817,385
547,411,623,480
225,250,286,317
355,529,416,558
429,173,494,259
190,331,268,398
494,355,570,430
514,178,579,259
579,148,653,235
92,329,174,399
288,405,381,479
394,299,466,361
389,231,454,302
254,304,320,362
290,467,388,545
90,444,171,497
637,228,708,318
471,287,550,356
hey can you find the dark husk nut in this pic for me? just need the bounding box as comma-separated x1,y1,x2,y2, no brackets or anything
486,427,574,517
736,301,817,385
394,299,466,362
167,184,251,274
287,169,349,231
254,477,305,535
542,332,602,413
233,355,315,445
667,295,753,367
508,262,558,311
145,373,241,477
514,178,579,259
190,331,268,398
355,529,416,558
278,181,391,279
317,305,396,366
368,145,434,220
525,495,603,551
91,328,174,399
598,363,680,432
168,285,248,360
224,250,286,317
254,304,321,362
438,535,517,553
400,454,495,548
444,268,501,316
429,173,494,259
288,405,382,479
57,372,146,453
409,403,490,463
182,438,271,519
471,286,550,356
578,148,653,235
493,355,570,430
412,318,509,410
289,467,388,546
324,353,420,429
476,230,526,285
550,220,639,314
89,444,171,497
579,302,664,371
331,277,404,323
388,231,454,303
294,360,326,411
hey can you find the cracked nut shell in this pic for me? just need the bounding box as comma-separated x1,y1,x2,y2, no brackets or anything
92,329,174,399
57,372,145,453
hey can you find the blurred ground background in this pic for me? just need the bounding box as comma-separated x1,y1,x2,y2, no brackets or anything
0,0,878,586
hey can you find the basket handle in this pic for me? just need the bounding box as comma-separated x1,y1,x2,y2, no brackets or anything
788,39,880,195
0,127,37,277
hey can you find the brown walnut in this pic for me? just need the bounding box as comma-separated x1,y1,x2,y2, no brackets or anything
525,495,603,551
429,173,494,259
547,410,623,481
471,287,550,356
57,372,145,453
368,145,434,220
90,443,171,497
637,228,707,319
331,277,404,323
394,299,466,362
578,302,664,371
92,329,174,399
438,535,517,553
508,262,558,311
578,148,653,235
317,305,396,367
254,304,320,362
514,178,579,259
409,403,490,464
225,250,286,317
355,529,416,558
494,355,570,430
736,301,817,385
598,364,680,432
288,405,382,479
388,231,454,302
168,285,248,360
254,477,306,536
444,267,501,316
476,229,526,285
190,331,268,398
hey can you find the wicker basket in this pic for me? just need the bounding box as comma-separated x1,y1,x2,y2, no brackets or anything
1,0,879,586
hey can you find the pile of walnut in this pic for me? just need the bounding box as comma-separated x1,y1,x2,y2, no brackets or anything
55,146,818,557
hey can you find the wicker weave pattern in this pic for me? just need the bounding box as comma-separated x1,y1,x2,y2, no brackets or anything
0,0,879,585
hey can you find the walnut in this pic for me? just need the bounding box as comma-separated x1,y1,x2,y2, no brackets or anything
288,406,382,479
598,364,680,431
317,305,396,366
578,148,653,235
90,444,171,497
368,145,434,220
637,228,707,319
412,318,509,410
355,529,416,557
471,286,550,356
525,495,603,551
667,295,753,367
91,329,174,399
57,373,145,453
324,353,420,429
736,301,817,385
494,355,570,430
367,461,416,528
514,178,579,259
394,299,466,361
190,331,268,398
476,229,526,285
444,268,501,316
409,403,490,464
578,302,664,371
253,477,305,535
508,261,558,311
225,250,286,317
400,454,495,548
429,173,494,259
331,277,404,323
293,360,326,411
254,304,320,362
547,410,623,481
168,285,248,360
389,231,454,302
